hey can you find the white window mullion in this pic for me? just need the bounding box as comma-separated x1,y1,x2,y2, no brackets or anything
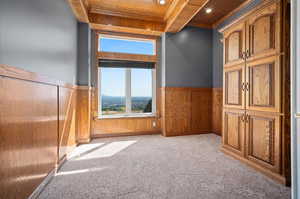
98,68,102,116
125,68,131,114
152,69,156,114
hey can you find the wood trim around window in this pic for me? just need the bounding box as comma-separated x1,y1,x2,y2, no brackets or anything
97,52,157,63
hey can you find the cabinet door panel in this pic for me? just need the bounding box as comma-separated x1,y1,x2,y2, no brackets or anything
223,109,245,156
224,22,246,67
247,2,280,61
246,56,280,112
245,111,281,173
224,65,245,109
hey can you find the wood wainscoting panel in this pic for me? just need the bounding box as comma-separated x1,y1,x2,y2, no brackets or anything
0,76,58,199
92,117,160,136
76,87,92,144
163,87,191,136
191,88,212,133
58,86,77,160
212,88,223,135
161,87,213,137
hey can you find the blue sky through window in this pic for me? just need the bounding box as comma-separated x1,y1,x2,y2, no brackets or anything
101,68,152,97
131,69,152,97
99,37,155,55
101,68,125,97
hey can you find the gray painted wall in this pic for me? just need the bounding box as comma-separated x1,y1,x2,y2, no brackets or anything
212,29,223,88
0,0,78,84
90,30,97,87
212,0,262,88
163,26,213,88
77,23,90,86
156,37,162,88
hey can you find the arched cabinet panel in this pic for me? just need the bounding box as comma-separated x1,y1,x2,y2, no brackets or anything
247,2,280,61
223,22,246,68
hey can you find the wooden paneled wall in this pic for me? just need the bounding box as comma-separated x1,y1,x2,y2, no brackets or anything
58,87,77,160
92,117,161,137
76,87,92,143
212,88,223,135
161,87,221,137
0,65,78,199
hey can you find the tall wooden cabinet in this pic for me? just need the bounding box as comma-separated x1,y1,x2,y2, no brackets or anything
220,0,290,185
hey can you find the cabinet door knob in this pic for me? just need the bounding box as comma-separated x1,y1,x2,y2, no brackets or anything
245,114,250,123
246,49,250,59
245,82,250,91
241,114,245,122
241,82,245,91
241,52,246,60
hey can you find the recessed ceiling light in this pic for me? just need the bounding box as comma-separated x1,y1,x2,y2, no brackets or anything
159,0,166,5
205,8,212,14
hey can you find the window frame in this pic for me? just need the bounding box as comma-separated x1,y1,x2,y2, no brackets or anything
98,67,156,119
96,33,158,119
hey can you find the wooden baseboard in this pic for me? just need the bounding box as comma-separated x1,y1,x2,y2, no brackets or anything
28,149,73,199
163,131,212,137
212,131,222,136
27,169,56,199
221,147,287,185
92,131,161,139
77,138,91,144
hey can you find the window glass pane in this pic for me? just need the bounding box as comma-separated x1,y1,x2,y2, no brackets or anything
99,37,155,55
131,69,152,113
101,68,126,115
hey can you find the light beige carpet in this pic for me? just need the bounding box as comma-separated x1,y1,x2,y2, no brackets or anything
38,134,291,199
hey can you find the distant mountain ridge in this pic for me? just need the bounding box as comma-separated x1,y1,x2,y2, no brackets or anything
101,95,152,113
102,95,151,103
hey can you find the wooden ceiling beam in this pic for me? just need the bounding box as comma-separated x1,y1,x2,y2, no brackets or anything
89,6,164,22
164,0,209,32
188,21,212,29
89,14,164,36
67,0,89,23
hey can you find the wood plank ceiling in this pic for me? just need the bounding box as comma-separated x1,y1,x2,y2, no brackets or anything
189,0,250,28
67,0,249,36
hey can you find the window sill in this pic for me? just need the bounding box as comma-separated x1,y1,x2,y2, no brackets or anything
97,113,156,120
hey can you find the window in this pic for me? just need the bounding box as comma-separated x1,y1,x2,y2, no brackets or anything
131,68,153,114
100,68,126,115
99,67,156,118
99,35,155,55
98,35,156,118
